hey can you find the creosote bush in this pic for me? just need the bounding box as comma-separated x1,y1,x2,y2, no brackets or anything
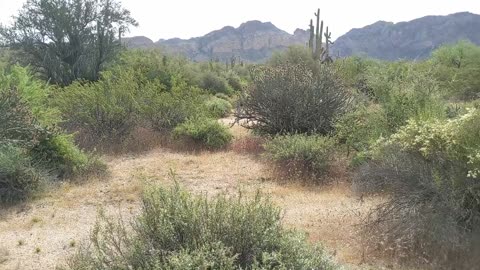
173,118,233,149
67,183,341,270
236,63,351,135
264,134,336,179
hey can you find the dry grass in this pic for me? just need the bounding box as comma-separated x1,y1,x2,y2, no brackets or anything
0,118,394,269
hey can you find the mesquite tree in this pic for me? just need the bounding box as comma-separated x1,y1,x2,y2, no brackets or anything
0,0,137,85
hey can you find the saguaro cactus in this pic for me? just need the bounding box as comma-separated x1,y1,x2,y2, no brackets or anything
309,19,315,50
307,8,332,63
323,27,333,63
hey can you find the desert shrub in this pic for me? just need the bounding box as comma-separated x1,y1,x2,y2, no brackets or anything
30,133,104,178
214,92,230,101
366,62,446,131
56,69,144,145
354,109,480,268
142,83,208,131
1,67,104,192
335,104,390,154
199,71,233,95
268,46,316,71
237,64,351,135
225,71,244,92
0,87,45,147
430,41,480,100
334,56,378,93
0,144,47,203
173,118,233,149
205,96,233,118
264,134,335,178
67,184,340,270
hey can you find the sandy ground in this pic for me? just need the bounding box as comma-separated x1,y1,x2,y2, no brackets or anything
0,120,386,270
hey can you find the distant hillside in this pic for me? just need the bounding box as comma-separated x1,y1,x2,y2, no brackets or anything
125,21,309,62
332,12,480,60
124,12,480,62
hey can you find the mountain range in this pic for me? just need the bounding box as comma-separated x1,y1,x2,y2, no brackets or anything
123,12,480,62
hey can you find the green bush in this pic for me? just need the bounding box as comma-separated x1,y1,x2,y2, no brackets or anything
205,96,232,118
237,64,351,135
0,144,46,203
67,184,340,270
199,71,233,95
225,71,244,92
56,69,144,145
173,118,233,149
0,67,104,203
365,61,446,131
430,41,480,100
0,87,45,147
142,82,207,131
31,133,103,178
264,134,335,177
335,104,390,154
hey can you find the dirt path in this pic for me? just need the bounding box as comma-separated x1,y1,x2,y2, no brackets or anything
0,122,382,270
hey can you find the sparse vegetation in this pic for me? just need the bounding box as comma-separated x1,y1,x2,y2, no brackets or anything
67,183,340,270
265,134,336,180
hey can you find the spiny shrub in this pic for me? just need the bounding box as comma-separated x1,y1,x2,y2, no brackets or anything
173,118,233,149
199,71,233,95
0,144,46,203
264,134,336,179
205,96,232,118
67,184,341,270
236,64,351,135
354,109,480,268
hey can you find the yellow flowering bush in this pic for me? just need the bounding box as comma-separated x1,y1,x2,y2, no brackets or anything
371,108,480,180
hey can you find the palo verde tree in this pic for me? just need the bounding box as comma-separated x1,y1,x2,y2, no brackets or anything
0,0,137,85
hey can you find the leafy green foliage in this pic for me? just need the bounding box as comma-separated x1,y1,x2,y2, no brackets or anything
67,183,340,270
57,68,144,144
265,134,335,177
0,0,137,85
173,118,233,149
365,61,446,131
199,71,233,95
237,64,351,135
0,144,46,203
430,40,480,100
205,96,233,118
335,104,389,154
142,82,207,132
0,66,104,203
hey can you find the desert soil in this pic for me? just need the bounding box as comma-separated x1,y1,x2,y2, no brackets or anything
0,119,387,270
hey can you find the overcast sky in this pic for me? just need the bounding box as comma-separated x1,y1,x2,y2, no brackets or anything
1,0,479,41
